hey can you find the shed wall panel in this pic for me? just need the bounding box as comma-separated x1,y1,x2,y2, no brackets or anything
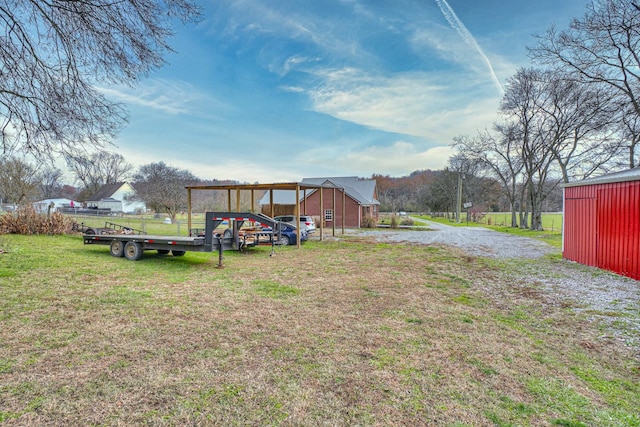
564,179,640,281
596,183,640,280
562,196,596,267
565,185,597,200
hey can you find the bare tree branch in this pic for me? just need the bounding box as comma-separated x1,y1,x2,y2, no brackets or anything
0,0,200,159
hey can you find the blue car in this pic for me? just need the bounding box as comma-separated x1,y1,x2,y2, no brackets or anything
263,223,308,246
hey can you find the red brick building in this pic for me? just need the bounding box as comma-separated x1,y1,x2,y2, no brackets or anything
260,177,379,228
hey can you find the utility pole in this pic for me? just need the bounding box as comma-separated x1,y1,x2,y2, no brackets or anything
456,173,462,223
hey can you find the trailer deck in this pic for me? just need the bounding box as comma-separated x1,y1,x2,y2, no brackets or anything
82,212,286,261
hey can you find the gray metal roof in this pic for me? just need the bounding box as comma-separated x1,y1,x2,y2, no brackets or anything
562,167,640,187
258,176,379,206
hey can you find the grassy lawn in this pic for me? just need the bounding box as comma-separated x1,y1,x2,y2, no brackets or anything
1,232,638,426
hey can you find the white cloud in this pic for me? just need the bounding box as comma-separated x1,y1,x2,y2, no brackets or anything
306,67,501,143
299,141,454,176
330,142,456,176
117,144,301,183
98,79,225,115
183,159,302,183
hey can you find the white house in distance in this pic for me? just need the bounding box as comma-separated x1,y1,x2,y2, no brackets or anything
33,198,80,213
87,182,146,214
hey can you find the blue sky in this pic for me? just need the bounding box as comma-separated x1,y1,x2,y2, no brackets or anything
101,0,590,183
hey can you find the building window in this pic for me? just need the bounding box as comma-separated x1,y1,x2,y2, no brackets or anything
324,209,333,221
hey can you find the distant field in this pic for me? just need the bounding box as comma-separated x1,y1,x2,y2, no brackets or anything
415,212,564,233
477,212,563,232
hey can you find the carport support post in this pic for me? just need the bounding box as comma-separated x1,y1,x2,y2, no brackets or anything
187,189,192,233
319,187,324,241
342,188,346,233
269,189,274,218
295,185,301,248
332,188,336,237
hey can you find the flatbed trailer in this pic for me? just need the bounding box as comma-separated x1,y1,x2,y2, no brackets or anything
83,212,282,261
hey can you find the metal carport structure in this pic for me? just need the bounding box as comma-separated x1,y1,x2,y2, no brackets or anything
185,182,346,248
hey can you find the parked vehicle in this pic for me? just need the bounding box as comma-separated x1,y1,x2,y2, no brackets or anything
274,215,316,234
263,223,308,246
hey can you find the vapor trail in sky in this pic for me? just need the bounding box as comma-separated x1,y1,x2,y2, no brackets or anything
434,0,504,93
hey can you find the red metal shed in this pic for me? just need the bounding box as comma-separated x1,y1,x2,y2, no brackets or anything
563,168,640,280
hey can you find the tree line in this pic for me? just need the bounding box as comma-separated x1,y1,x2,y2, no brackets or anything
373,169,562,216
2,151,560,223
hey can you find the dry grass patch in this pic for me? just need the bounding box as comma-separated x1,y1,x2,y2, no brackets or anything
0,234,638,426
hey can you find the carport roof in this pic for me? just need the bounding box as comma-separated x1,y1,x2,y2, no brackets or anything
185,182,339,191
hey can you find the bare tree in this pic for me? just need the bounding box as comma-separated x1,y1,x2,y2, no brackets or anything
500,68,561,231
130,162,198,223
531,0,640,167
0,156,39,204
38,166,65,199
456,66,619,230
67,151,133,198
533,71,619,182
0,0,200,158
425,169,458,218
618,102,640,168
454,123,525,228
447,153,485,222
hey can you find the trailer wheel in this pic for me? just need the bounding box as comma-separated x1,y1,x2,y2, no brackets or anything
157,249,170,255
124,241,143,261
171,250,186,257
110,240,125,257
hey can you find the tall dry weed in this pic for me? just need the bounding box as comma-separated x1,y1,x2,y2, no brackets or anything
0,206,73,235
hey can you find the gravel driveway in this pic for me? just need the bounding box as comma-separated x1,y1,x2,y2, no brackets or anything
355,217,555,259
350,217,640,355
